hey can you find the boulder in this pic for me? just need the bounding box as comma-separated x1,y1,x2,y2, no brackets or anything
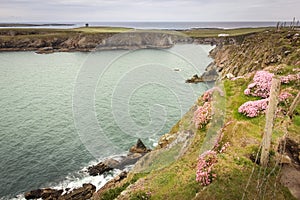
103,158,120,168
36,47,54,54
25,188,63,200
41,189,63,199
59,183,96,200
25,189,43,199
185,74,202,83
87,162,113,176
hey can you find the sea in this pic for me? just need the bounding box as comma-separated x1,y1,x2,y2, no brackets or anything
0,42,214,199
0,21,278,30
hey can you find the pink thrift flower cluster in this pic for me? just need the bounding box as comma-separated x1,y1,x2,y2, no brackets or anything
279,91,293,102
196,150,217,186
280,73,300,84
193,102,211,129
202,89,213,102
244,71,274,98
238,99,269,117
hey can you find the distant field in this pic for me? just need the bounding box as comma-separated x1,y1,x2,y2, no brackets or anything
72,26,133,33
181,27,270,38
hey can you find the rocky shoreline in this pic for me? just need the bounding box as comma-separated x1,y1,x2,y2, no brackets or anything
24,139,151,200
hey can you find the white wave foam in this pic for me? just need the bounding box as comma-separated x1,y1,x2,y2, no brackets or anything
8,154,131,200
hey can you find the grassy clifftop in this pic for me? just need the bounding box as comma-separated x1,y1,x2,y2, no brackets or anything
92,29,300,200
211,28,300,77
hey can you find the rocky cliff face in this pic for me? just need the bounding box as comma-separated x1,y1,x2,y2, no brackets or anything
0,29,249,53
0,30,195,53
211,29,300,77
0,32,114,53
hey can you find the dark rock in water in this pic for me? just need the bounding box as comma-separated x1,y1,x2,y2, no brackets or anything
129,139,150,153
25,184,96,200
88,162,113,176
87,139,151,175
25,188,63,200
60,183,96,200
185,74,203,83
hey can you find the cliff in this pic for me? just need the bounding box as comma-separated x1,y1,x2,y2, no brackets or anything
211,29,300,77
92,29,300,200
0,29,193,53
0,27,267,53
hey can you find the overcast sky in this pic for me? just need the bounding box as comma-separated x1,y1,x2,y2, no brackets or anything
0,0,300,22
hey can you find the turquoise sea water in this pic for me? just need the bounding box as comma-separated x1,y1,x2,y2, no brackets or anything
0,44,213,199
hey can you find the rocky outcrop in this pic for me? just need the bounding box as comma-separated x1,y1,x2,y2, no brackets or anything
185,74,203,83
185,70,218,83
88,139,151,176
211,30,300,77
24,184,95,200
88,162,113,176
25,188,63,200
25,139,150,200
98,32,176,50
60,183,96,200
0,30,193,53
129,139,151,153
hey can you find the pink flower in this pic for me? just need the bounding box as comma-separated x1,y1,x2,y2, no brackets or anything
238,99,269,117
280,73,300,84
193,102,211,129
244,71,274,98
202,89,213,102
279,91,292,102
196,150,218,186
244,89,251,95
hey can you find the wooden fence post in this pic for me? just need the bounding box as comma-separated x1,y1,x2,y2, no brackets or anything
287,92,300,118
260,78,281,167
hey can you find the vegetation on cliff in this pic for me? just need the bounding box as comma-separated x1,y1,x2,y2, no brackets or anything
92,28,300,200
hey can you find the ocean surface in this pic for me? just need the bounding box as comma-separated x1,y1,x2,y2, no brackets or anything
0,21,278,30
0,44,214,199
